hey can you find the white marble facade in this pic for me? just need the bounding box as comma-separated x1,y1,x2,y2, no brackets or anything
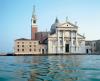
48,18,86,54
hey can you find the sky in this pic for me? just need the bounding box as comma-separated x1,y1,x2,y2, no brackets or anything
0,0,100,53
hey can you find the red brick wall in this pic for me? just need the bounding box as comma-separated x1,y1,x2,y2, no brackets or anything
35,32,48,43
31,27,37,40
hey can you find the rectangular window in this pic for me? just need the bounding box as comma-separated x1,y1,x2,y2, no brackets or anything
60,40,63,45
73,40,75,45
34,45,36,47
29,49,32,52
22,45,24,47
39,49,41,52
17,45,19,47
34,42,37,44
17,42,19,44
22,49,24,51
34,49,36,51
17,49,19,51
22,42,24,44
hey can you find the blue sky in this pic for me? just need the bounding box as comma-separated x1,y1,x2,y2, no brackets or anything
0,0,100,53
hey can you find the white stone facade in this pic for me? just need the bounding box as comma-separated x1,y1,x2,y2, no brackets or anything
48,19,86,54
85,41,96,53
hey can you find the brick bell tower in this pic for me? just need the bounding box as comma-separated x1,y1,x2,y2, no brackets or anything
31,6,38,40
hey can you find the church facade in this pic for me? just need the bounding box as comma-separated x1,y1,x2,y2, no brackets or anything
48,18,86,54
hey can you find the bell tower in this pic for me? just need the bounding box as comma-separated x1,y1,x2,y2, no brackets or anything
31,6,38,40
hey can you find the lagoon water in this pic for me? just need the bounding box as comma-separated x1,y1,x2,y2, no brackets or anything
0,55,100,81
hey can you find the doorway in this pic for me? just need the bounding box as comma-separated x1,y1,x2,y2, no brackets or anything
42,49,45,54
65,44,69,52
86,49,88,53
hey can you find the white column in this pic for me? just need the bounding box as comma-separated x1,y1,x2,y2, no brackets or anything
71,31,73,53
57,29,59,53
63,30,65,53
48,38,51,53
71,31,73,46
75,31,78,46
75,31,78,52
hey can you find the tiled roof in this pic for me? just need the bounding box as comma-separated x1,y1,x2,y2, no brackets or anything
15,38,31,41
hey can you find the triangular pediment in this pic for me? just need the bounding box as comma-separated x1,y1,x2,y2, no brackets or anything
58,22,77,28
77,33,85,39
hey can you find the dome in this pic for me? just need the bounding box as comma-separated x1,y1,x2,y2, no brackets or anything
50,17,60,34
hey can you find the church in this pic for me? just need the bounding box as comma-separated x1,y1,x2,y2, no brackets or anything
48,18,86,54
14,7,86,54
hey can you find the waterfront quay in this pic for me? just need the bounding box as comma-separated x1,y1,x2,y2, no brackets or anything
0,53,100,56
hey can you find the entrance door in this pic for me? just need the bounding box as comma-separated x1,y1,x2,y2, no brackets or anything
42,49,44,54
65,44,69,52
86,49,88,53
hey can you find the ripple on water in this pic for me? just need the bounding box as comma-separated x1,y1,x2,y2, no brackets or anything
0,55,100,81
0,77,8,81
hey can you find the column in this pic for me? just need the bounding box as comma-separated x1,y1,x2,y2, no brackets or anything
71,31,73,53
57,29,59,53
62,30,65,53
75,31,78,52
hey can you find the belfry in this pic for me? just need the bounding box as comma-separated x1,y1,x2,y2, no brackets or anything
31,6,38,40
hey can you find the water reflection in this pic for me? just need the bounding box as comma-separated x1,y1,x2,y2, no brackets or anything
28,56,87,81
0,55,100,81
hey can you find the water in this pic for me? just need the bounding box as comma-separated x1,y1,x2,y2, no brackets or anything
0,55,100,81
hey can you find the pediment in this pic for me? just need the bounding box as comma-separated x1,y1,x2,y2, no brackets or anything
58,22,77,28
77,34,85,39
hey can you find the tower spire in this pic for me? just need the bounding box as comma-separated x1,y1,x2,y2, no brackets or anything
32,5,37,25
32,5,36,17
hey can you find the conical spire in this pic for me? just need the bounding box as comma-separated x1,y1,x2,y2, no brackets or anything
31,5,37,25
55,17,59,23
32,5,36,17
